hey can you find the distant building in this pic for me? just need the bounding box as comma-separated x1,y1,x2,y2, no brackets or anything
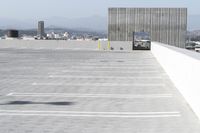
7,30,19,38
92,36,99,41
22,36,35,40
46,33,54,39
195,45,200,52
46,32,62,40
108,8,187,48
37,21,46,39
63,32,69,39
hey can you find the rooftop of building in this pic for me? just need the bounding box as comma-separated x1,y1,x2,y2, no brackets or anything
0,40,199,132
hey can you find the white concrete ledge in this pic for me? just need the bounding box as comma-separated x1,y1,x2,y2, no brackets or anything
151,42,200,119
0,40,99,50
0,40,133,51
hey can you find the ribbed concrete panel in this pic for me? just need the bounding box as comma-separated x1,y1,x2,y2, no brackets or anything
108,8,187,48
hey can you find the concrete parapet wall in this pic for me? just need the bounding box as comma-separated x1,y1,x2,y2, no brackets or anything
100,41,132,51
151,42,200,119
0,40,133,51
0,40,99,50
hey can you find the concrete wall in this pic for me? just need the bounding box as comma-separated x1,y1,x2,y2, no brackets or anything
100,41,132,51
0,40,133,51
108,8,187,48
151,42,200,119
0,40,98,50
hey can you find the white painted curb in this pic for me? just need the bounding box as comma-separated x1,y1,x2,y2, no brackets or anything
151,42,200,120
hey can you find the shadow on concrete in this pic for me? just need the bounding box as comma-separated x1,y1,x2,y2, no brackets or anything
117,60,125,62
100,60,125,63
0,101,75,106
100,60,109,62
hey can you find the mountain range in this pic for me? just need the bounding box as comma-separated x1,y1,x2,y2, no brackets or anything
0,15,107,33
0,14,200,32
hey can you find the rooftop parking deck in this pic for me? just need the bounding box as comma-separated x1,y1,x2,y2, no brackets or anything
0,45,200,133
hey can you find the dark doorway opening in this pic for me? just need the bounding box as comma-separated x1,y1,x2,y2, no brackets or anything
132,32,151,50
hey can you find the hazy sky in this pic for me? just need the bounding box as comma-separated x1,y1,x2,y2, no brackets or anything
0,0,198,20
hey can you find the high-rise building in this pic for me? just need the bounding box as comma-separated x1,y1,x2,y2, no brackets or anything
37,21,46,39
108,8,187,48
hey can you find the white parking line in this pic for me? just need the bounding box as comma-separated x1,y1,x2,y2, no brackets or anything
46,70,164,75
7,93,173,98
6,93,13,96
0,110,179,114
48,75,162,79
0,113,181,118
72,63,159,66
70,66,159,69
0,110,181,118
31,82,165,87
61,70,160,73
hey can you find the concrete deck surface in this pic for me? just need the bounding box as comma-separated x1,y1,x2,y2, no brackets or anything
0,48,200,133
